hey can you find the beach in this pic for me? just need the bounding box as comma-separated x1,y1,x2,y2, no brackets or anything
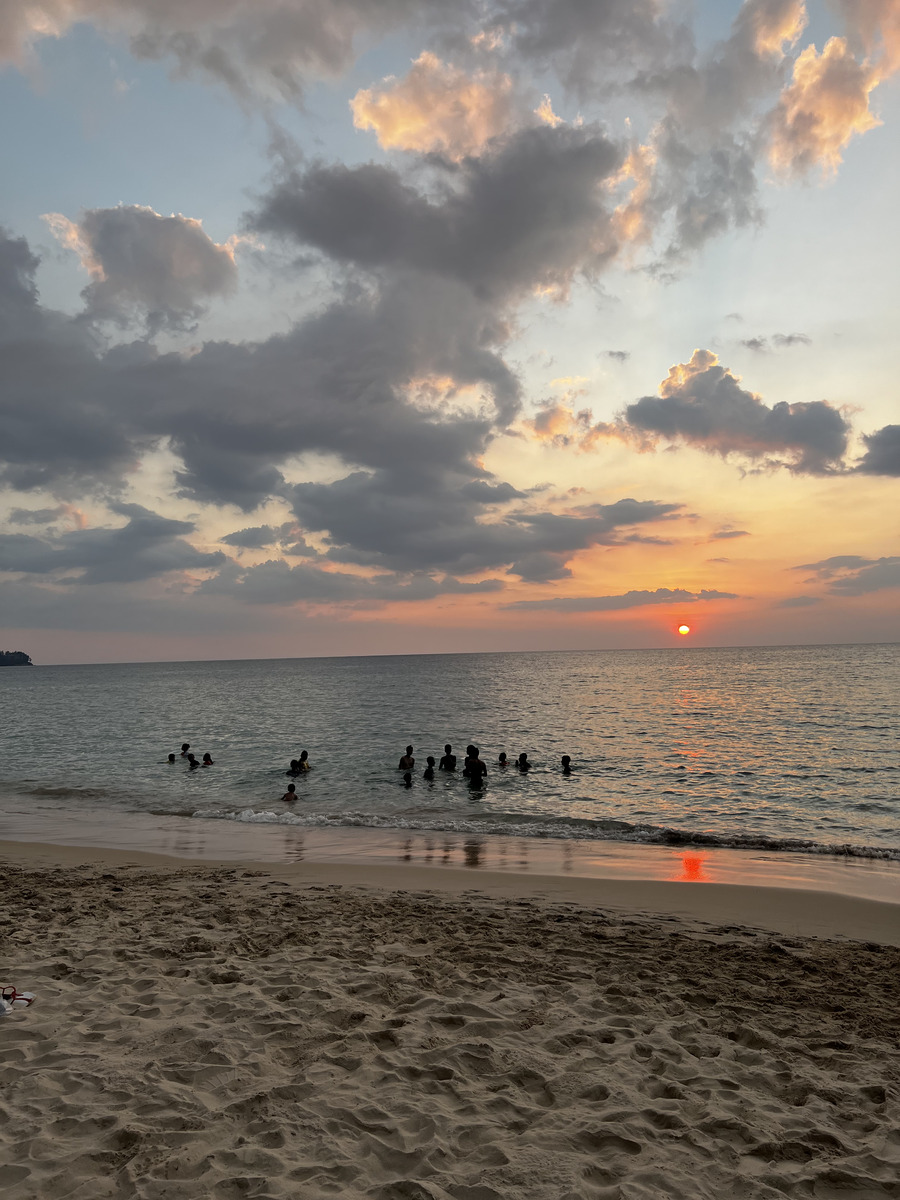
2,840,899,1199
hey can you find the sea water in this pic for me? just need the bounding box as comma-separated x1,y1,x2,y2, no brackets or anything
0,644,897,862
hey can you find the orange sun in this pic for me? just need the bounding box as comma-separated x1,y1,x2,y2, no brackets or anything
677,624,691,636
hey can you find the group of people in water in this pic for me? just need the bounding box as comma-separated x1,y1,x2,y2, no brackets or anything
165,743,214,770
397,743,573,789
168,739,571,801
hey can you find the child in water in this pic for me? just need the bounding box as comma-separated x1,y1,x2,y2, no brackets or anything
282,783,297,801
423,756,436,780
186,753,200,770
402,771,413,788
297,750,311,770
561,755,572,775
202,753,214,766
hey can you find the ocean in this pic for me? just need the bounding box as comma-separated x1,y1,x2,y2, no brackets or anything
0,643,897,864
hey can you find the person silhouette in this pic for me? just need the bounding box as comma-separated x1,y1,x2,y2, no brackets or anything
561,755,572,775
423,756,436,781
439,744,456,771
517,752,531,771
282,783,297,801
402,771,413,788
398,745,415,770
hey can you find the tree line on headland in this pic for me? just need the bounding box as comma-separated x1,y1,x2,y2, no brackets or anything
0,650,33,666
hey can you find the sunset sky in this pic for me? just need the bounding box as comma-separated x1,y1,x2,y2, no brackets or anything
1,0,898,663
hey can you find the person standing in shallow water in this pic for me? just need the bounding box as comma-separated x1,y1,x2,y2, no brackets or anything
467,747,487,785
423,756,436,780
517,752,531,771
398,745,415,770
561,755,572,775
439,744,456,771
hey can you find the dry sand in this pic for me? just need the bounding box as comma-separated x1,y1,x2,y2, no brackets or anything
1,850,899,1199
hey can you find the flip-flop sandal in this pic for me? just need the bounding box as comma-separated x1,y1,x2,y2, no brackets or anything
1,986,35,1008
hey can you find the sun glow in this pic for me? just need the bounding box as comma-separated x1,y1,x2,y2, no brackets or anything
677,624,691,636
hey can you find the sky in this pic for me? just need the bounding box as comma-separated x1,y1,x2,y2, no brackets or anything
0,0,898,664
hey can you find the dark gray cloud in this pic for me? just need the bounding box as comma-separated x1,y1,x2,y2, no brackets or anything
856,425,900,476
219,525,278,548
0,504,225,584
604,349,630,362
252,122,624,303
45,206,238,332
506,587,739,612
710,528,750,540
199,558,504,606
741,337,768,352
624,349,850,472
8,506,68,525
795,555,900,596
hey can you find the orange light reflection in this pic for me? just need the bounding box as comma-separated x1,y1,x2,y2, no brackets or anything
671,852,712,882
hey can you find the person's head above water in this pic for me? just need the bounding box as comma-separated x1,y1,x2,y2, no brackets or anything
299,750,308,761
403,770,412,787
289,759,298,769
426,756,435,766
466,744,476,757
167,753,176,764
444,744,452,754
406,745,414,755
498,752,507,764
202,753,213,764
181,743,190,754
518,752,529,764
561,755,571,767
284,783,296,797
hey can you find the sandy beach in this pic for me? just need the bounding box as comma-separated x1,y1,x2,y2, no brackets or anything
2,843,899,1200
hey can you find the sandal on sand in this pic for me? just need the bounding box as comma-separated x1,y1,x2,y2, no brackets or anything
1,986,35,1010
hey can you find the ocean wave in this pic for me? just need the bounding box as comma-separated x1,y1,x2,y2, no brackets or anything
191,806,900,862
18,785,115,800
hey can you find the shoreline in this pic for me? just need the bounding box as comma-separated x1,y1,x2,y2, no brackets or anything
3,828,899,946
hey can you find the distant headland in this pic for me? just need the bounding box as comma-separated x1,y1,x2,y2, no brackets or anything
0,650,33,666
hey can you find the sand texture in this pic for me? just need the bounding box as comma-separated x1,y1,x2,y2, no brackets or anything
1,863,899,1200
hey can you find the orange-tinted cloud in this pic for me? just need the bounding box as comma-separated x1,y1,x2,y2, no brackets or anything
350,52,515,160
768,36,882,177
745,0,808,58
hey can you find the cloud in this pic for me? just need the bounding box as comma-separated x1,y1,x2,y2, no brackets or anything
767,36,882,177
794,553,900,595
604,349,630,362
0,503,225,584
219,525,278,548
710,529,750,540
623,349,850,472
199,557,505,606
0,1,459,101
251,121,624,303
506,587,739,613
741,332,811,351
856,424,900,475
775,594,821,607
44,205,238,331
350,52,515,160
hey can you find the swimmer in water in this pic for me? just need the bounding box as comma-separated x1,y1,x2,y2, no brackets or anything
202,752,214,766
282,783,297,801
462,744,476,777
398,745,415,770
517,752,531,771
467,747,487,784
298,750,310,771
166,753,176,764
423,756,436,780
186,753,200,770
498,752,508,767
286,759,300,776
561,755,572,775
402,770,413,788
439,744,456,771
180,743,190,757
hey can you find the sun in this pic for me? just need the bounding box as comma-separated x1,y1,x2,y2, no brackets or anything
677,624,691,636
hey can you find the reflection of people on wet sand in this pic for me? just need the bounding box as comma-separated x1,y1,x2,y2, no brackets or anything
423,756,435,780
439,744,456,771
398,745,415,770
